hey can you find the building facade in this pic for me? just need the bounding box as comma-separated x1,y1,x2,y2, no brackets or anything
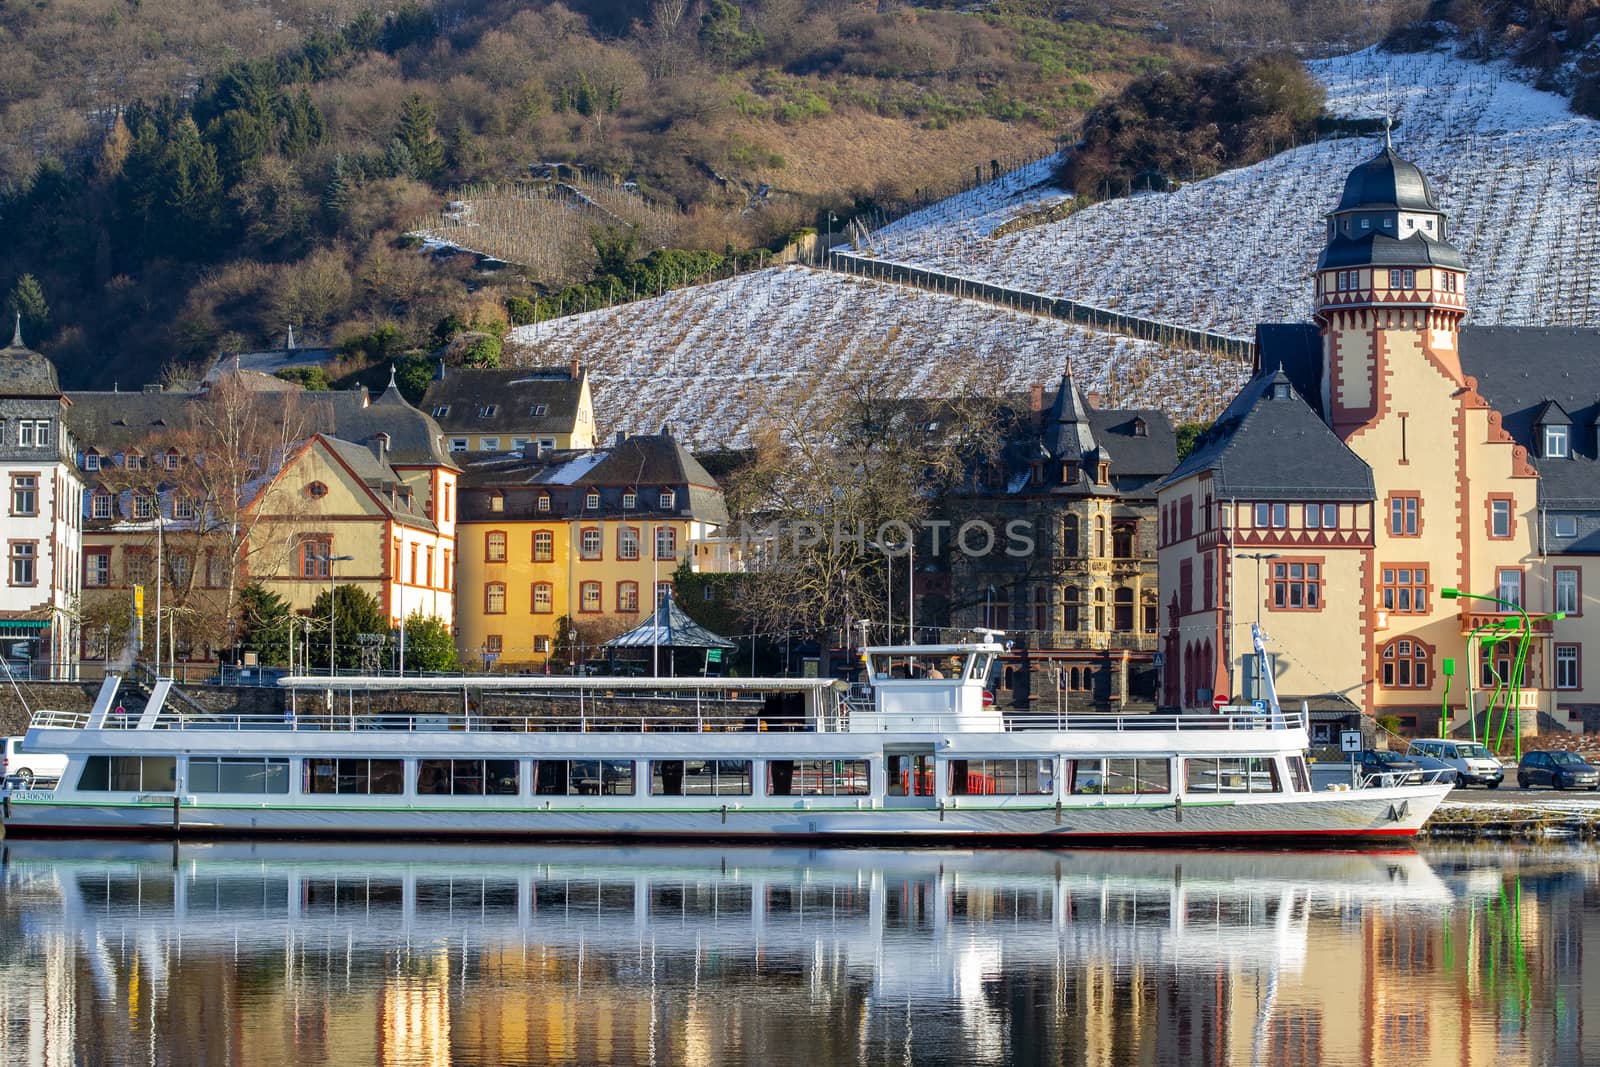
454,431,730,670
0,326,83,677
950,375,1174,711
421,361,596,455
1159,143,1592,736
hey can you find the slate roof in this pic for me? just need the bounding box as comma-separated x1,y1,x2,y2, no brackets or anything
1254,324,1324,417
63,391,197,454
1160,368,1374,501
458,432,730,525
1335,146,1439,213
0,327,62,397
420,364,585,436
1458,326,1600,509
1317,231,1465,270
316,434,437,532
303,381,459,470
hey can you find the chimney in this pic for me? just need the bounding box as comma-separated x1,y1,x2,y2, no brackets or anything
569,358,583,381
615,430,629,446
1085,391,1101,408
1029,384,1044,412
434,357,446,381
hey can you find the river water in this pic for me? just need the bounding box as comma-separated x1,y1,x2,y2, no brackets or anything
0,840,1592,1066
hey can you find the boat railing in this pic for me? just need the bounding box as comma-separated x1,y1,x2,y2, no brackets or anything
27,706,1307,735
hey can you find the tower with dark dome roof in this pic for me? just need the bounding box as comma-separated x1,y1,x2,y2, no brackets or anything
1313,142,1468,438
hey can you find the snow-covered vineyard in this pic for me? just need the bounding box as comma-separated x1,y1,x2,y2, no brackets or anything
855,47,1600,338
507,266,1243,449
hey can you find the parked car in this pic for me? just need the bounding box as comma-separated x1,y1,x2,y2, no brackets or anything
1352,749,1424,787
2,735,67,787
1404,753,1458,786
1517,750,1600,791
1406,739,1504,788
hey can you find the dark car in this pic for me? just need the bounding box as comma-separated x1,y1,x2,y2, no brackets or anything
1517,750,1600,790
1353,749,1424,787
1404,753,1459,786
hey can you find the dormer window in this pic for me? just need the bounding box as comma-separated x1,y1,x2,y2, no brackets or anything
1545,424,1570,459
1132,418,1148,437
586,490,600,509
1361,218,1370,230
530,404,547,416
659,490,675,509
537,493,550,513
1272,381,1292,400
431,405,449,417
479,405,497,418
490,491,505,513
623,491,636,509
83,451,100,472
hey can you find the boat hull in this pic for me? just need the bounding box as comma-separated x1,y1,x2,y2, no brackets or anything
2,784,1447,844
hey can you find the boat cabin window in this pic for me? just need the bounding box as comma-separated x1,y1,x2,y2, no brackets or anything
1288,755,1311,792
189,757,290,794
1184,756,1280,794
870,654,965,680
303,758,404,795
650,759,753,796
533,759,636,796
77,755,177,792
767,759,870,796
948,758,1054,795
965,654,994,682
417,759,519,796
1069,758,1169,795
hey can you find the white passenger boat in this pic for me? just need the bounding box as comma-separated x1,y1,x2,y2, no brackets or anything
0,630,1449,843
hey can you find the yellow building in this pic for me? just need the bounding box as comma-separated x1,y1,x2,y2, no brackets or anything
1157,143,1570,738
68,372,459,669
455,430,729,669
420,360,596,455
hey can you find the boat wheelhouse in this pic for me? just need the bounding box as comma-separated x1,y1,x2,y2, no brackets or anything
1,631,1450,842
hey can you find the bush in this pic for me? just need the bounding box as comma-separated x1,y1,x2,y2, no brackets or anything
1059,52,1324,200
274,365,332,390
505,294,537,325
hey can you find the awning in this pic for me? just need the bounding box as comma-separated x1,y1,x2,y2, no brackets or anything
0,620,49,634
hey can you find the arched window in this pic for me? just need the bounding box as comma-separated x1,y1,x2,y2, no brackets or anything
1114,588,1134,631
1063,587,1080,631
1380,638,1432,688
1061,515,1079,557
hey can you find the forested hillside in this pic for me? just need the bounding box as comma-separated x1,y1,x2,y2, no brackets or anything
0,0,1420,390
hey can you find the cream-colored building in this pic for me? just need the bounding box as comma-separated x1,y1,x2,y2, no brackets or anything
1159,143,1587,738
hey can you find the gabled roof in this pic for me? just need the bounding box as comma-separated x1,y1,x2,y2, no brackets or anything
420,364,585,435
313,434,438,532
1533,399,1572,426
1160,369,1374,501
63,391,196,452
304,381,458,470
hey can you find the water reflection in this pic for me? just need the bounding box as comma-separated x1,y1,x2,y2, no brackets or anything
0,841,1595,1066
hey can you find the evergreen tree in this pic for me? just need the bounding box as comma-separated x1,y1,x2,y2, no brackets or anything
403,613,458,672
698,0,763,67
280,89,326,159
116,117,166,247
237,584,292,665
307,585,387,671
394,93,444,180
344,10,382,52
162,117,225,254
5,274,49,342
323,152,355,224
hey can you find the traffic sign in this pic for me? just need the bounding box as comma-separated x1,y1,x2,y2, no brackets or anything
1340,730,1362,753
1211,694,1228,711
133,585,144,619
707,648,723,664
1152,652,1164,670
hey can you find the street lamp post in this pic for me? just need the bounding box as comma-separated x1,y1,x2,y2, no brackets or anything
1234,552,1281,701
326,552,355,676
1441,587,1562,761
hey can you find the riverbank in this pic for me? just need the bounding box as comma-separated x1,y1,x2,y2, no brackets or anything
1425,797,1600,839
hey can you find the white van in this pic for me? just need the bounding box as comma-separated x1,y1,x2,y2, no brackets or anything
1406,738,1503,789
2,735,68,787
